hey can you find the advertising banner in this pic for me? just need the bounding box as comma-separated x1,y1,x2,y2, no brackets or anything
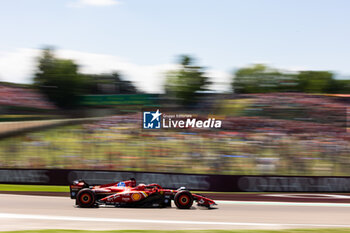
1,169,350,192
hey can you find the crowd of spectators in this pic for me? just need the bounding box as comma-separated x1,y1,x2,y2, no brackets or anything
243,93,347,126
0,93,350,176
0,84,55,109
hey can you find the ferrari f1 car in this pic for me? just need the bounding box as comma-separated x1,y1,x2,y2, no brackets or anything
70,178,216,209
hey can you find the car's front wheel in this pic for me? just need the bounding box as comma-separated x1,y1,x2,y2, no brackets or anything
174,190,193,209
76,188,96,208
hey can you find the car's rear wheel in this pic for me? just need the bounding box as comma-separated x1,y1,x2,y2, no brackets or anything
76,188,95,208
174,190,193,209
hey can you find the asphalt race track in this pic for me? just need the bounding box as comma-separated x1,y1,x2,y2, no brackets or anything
1,194,350,231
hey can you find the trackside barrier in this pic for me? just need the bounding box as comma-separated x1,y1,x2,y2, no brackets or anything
0,117,106,139
1,169,350,192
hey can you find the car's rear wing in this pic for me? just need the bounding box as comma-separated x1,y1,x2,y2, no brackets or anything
69,180,89,199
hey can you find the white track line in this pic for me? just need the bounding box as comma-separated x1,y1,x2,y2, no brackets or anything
1,194,350,207
263,194,350,199
216,200,350,207
0,213,350,228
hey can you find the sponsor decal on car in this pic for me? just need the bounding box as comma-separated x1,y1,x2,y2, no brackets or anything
117,182,126,187
131,192,142,201
141,191,148,197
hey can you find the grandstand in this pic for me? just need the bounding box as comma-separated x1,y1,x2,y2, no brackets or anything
0,93,349,176
0,83,55,110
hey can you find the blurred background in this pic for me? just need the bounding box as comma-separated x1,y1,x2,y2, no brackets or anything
0,0,350,176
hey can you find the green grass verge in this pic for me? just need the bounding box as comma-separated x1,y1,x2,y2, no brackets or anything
0,184,301,195
3,229,350,233
0,184,223,194
0,184,268,194
1,184,342,195
0,184,69,192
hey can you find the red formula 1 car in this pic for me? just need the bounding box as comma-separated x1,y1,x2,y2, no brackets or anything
70,178,216,209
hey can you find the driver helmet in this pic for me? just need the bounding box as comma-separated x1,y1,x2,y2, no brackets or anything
129,178,136,187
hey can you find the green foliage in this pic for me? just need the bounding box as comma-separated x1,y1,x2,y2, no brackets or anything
34,48,139,109
233,64,298,94
165,55,210,106
297,71,350,94
34,48,86,109
84,72,138,94
232,64,350,94
333,80,350,93
296,71,333,93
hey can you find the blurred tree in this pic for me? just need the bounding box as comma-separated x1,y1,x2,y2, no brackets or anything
34,48,86,109
332,79,350,93
165,55,210,106
233,64,298,93
84,72,138,94
232,65,349,94
296,71,334,93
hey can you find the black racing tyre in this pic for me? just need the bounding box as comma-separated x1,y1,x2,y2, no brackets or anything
76,188,96,208
174,190,193,209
